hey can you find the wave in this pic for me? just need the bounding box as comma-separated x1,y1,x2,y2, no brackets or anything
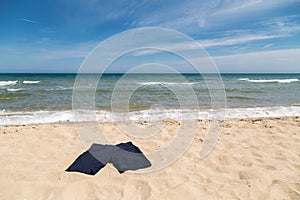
227,96,258,100
226,88,264,94
0,81,18,86
45,86,73,91
138,82,196,86
0,105,299,126
23,80,41,84
0,80,41,86
6,88,25,92
238,78,299,83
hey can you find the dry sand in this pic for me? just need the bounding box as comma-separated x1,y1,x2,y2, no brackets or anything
0,117,299,199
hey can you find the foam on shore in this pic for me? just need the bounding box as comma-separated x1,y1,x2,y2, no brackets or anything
1,105,299,126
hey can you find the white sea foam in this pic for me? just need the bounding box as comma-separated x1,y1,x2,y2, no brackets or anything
0,110,74,126
238,78,250,81
0,106,299,126
23,80,41,84
0,81,18,86
238,78,299,83
46,86,73,91
6,88,25,92
138,82,196,86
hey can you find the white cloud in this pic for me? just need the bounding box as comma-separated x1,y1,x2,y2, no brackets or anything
129,49,163,56
263,44,274,49
211,0,299,18
131,0,299,33
198,34,282,47
211,0,263,16
116,32,283,57
124,48,300,73
258,15,300,36
198,18,206,28
213,48,300,72
20,18,39,24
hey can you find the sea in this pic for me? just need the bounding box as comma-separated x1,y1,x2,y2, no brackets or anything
0,73,299,126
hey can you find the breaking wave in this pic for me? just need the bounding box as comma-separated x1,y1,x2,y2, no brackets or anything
0,105,299,126
238,78,299,83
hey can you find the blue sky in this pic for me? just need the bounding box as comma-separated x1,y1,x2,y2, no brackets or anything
0,0,299,73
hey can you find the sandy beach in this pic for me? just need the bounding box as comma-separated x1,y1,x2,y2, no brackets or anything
0,117,299,199
1,0,300,199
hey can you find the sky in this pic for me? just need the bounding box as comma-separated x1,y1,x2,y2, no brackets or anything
0,0,299,73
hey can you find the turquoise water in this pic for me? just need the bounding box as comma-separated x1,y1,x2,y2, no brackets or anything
0,73,299,112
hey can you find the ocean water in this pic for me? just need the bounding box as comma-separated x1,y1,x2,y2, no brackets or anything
0,73,299,125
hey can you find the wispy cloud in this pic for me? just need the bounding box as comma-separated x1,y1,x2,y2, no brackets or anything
212,48,300,72
257,15,300,36
20,18,39,24
121,32,283,57
263,44,274,49
130,0,300,37
199,34,282,47
211,0,266,16
2,0,299,73
130,49,163,56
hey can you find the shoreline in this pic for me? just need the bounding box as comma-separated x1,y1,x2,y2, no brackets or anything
1,116,299,199
0,115,299,127
1,105,300,126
